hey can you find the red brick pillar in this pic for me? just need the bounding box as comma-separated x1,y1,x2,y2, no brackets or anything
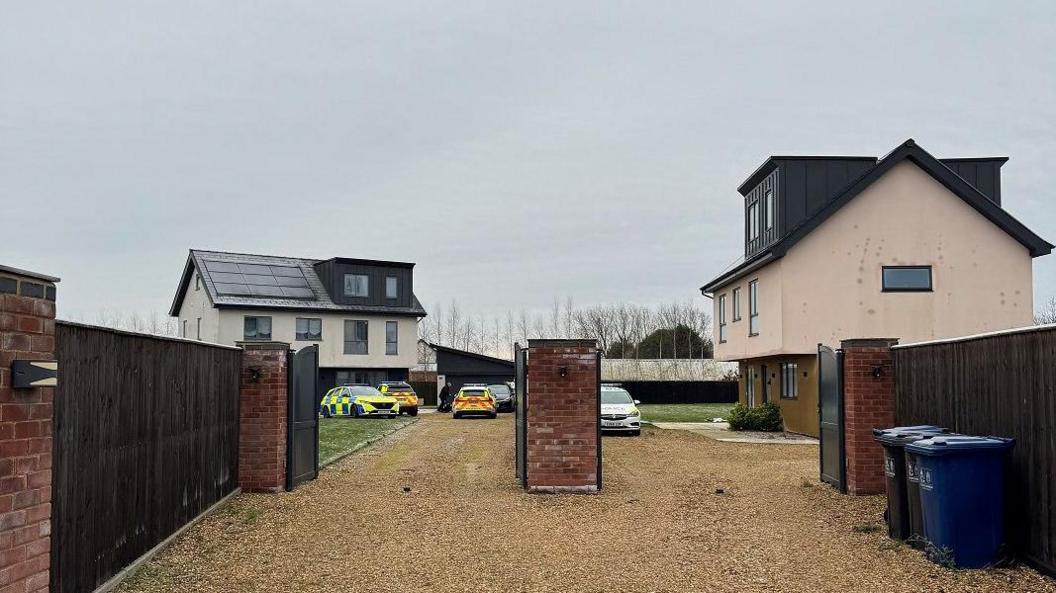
842,338,898,496
237,342,290,493
0,266,59,593
525,339,600,493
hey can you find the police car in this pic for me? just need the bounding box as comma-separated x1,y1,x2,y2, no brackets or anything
320,384,400,418
600,384,641,436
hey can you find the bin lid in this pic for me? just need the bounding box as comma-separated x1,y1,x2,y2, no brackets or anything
871,425,948,446
905,435,1015,457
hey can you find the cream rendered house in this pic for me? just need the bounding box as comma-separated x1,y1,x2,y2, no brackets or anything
701,139,1052,436
170,249,427,392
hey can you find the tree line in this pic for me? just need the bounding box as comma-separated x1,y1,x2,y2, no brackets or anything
416,298,714,360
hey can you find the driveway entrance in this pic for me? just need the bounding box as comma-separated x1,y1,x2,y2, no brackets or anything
118,416,1055,593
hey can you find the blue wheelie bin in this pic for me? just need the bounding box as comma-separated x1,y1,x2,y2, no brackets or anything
905,436,1015,568
872,425,948,541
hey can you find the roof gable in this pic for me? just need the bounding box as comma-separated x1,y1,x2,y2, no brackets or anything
702,139,1052,293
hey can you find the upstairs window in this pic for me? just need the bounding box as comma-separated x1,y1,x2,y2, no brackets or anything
764,190,774,230
296,317,323,341
718,294,728,343
385,321,398,355
344,274,369,297
748,280,759,336
385,276,398,299
748,203,759,240
243,316,272,341
344,320,368,354
732,287,742,321
882,266,932,292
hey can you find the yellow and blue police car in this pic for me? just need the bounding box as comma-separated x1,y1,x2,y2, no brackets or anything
320,384,400,418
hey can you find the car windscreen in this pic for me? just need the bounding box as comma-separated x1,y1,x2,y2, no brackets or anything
488,385,511,397
601,389,633,404
349,386,383,397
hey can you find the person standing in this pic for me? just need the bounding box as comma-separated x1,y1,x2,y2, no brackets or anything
437,382,451,412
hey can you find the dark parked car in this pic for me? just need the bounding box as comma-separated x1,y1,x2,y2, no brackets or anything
488,383,515,412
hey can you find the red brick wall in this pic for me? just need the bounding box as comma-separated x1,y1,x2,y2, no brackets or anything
238,343,289,493
842,339,897,496
525,340,599,493
0,270,58,593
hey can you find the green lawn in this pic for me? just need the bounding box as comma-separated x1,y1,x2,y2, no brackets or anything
318,417,416,464
638,403,736,423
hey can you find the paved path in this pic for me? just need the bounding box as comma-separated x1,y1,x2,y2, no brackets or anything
118,416,1053,593
651,421,818,444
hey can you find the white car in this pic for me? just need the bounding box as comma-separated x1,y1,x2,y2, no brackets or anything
600,385,641,436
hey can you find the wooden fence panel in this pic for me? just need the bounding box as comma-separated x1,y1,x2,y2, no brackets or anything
52,322,242,593
893,326,1056,573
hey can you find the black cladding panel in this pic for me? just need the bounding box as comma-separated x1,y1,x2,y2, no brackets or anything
940,158,1005,205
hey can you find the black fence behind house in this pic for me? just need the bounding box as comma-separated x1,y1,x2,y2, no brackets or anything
410,380,438,406
892,325,1056,574
52,322,242,593
615,381,738,405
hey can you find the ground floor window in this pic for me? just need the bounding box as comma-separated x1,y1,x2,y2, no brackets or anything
781,362,799,399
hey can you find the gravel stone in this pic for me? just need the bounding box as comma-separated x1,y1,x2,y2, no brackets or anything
116,415,1056,593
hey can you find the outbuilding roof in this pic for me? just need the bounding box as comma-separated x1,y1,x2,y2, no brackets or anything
169,249,427,317
701,139,1053,294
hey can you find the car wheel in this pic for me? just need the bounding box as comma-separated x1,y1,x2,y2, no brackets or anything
453,412,461,419
408,408,418,417
489,412,497,419
632,430,641,437
321,406,332,419
352,405,361,418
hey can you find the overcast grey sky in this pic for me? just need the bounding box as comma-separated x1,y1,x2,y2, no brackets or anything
3,1,1055,321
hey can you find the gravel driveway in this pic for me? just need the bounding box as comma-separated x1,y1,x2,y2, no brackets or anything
119,414,1055,593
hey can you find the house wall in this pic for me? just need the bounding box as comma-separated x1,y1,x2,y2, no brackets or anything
176,269,220,342
737,354,818,437
713,260,785,361
215,310,418,370
714,159,1034,361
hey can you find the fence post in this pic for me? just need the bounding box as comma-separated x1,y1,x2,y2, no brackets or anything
525,339,600,493
237,341,291,493
841,338,898,496
0,266,59,593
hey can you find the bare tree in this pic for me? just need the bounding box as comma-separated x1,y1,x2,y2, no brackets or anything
1037,296,1056,325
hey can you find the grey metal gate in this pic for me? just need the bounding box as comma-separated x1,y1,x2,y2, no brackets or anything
287,344,319,490
514,343,527,487
818,343,845,492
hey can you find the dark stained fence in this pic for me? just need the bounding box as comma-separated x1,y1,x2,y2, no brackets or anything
617,381,738,404
409,380,438,406
892,325,1056,574
52,322,241,593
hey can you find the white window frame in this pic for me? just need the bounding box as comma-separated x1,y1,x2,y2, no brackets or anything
718,294,727,343
781,362,799,399
748,280,759,336
746,365,756,407
732,287,742,321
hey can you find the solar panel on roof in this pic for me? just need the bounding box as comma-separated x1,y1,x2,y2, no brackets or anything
206,260,316,300
281,287,316,299
270,266,304,277
237,263,273,275
214,283,252,296
203,260,240,273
